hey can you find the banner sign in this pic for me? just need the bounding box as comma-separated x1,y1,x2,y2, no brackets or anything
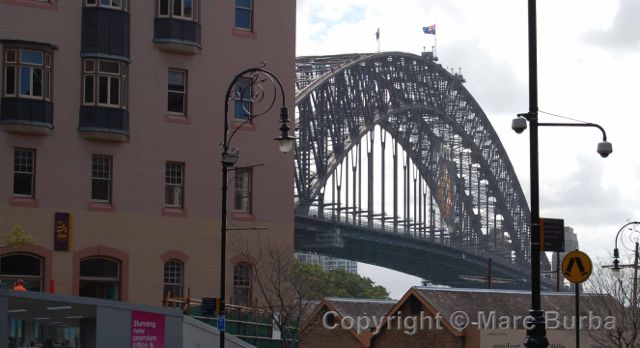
54,212,73,251
131,310,165,348
436,158,457,227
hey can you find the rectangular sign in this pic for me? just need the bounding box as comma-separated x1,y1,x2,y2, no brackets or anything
54,212,73,251
217,315,226,332
131,310,165,348
201,297,217,317
541,218,565,252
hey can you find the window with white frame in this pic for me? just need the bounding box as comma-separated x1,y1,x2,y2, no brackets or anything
13,148,35,197
92,155,112,202
233,168,252,212
158,0,199,21
233,262,252,306
234,0,253,30
165,162,185,208
168,69,187,115
163,259,183,299
85,0,128,11
83,59,128,109
233,78,252,121
3,48,52,100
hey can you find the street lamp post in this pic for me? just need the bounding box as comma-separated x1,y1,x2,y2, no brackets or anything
219,67,295,348
609,221,640,308
515,2,612,347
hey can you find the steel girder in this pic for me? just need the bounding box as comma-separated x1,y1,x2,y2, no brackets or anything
294,52,549,269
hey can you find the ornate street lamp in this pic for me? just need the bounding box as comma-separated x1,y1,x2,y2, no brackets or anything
219,66,295,348
604,221,640,308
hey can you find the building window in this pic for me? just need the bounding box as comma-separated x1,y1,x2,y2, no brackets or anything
79,257,120,300
13,148,35,197
233,78,252,121
234,0,253,30
233,263,252,306
3,48,52,100
91,155,112,202
85,0,128,11
168,69,186,115
0,253,43,291
83,59,128,109
158,0,198,21
165,162,184,208
233,168,252,212
163,259,183,299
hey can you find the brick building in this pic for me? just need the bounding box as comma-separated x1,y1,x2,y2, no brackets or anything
299,297,395,348
300,288,613,348
372,287,608,348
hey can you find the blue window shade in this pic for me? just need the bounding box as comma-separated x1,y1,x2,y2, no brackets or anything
234,79,251,120
234,100,250,120
20,68,31,96
234,0,252,30
20,50,43,65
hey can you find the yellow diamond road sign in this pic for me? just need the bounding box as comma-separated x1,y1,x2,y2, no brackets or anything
562,250,592,284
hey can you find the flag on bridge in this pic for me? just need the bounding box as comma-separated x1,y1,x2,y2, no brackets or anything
423,24,436,35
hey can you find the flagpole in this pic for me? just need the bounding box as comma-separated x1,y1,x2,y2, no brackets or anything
434,33,437,58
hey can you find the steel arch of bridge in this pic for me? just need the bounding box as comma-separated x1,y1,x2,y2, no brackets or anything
293,52,549,276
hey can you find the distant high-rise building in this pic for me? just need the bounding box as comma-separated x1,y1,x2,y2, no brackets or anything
295,252,358,274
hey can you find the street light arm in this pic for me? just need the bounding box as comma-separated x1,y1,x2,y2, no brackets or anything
537,122,608,141
614,221,640,253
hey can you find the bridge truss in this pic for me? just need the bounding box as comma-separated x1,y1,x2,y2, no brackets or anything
293,52,550,285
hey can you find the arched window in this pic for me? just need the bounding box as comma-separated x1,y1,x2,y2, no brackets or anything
79,257,120,300
163,259,183,298
0,253,43,291
233,262,252,307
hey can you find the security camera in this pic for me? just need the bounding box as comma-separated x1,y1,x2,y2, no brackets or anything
597,141,613,158
511,117,528,134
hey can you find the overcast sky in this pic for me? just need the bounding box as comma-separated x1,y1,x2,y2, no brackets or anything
296,0,640,299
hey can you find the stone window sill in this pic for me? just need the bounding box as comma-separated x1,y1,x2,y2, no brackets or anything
9,196,39,208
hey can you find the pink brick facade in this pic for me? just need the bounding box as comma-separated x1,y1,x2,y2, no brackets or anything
0,0,295,306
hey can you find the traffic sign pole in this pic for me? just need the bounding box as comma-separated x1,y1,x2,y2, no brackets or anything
575,282,580,348
562,250,592,348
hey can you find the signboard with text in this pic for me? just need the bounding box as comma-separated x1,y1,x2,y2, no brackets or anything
131,310,165,348
540,218,564,252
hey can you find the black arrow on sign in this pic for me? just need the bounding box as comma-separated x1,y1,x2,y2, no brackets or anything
564,256,589,278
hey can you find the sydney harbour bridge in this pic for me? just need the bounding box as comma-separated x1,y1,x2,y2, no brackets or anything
292,52,552,290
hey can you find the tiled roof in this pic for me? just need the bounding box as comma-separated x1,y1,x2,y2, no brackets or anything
325,298,396,328
412,287,614,321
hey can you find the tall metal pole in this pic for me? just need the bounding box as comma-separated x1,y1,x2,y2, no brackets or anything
556,252,560,292
575,283,580,348
524,0,548,346
219,161,229,348
634,242,639,308
218,67,294,348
